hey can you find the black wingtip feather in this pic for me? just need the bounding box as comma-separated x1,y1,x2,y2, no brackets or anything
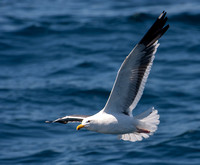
45,119,68,124
159,11,166,19
139,11,169,47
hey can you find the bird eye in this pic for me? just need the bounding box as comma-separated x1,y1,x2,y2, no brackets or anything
87,120,91,123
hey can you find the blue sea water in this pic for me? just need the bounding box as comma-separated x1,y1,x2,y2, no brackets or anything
0,0,200,164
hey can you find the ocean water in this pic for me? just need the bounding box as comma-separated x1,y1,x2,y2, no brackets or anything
0,0,200,164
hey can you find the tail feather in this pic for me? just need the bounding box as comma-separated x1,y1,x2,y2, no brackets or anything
136,107,160,132
118,107,160,142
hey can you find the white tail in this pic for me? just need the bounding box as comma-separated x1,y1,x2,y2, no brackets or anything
118,107,160,142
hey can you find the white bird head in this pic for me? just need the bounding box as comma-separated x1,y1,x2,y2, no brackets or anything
76,117,95,130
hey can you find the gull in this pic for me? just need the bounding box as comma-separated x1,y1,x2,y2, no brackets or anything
46,11,169,142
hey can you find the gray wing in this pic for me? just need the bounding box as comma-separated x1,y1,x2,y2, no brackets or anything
45,115,90,124
103,11,169,116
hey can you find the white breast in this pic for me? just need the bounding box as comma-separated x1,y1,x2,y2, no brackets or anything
87,112,138,134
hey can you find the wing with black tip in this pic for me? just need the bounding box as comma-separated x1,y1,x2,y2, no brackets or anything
45,115,90,124
103,11,169,116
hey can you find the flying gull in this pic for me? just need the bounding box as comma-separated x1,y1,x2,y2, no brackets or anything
46,11,169,142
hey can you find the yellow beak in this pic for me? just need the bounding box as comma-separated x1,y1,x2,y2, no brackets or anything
76,124,85,130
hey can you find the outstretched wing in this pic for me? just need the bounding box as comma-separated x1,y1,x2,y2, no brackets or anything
103,11,169,116
45,115,90,124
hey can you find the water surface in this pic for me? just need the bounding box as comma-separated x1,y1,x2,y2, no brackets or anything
0,0,200,164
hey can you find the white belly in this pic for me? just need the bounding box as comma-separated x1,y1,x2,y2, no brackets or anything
87,113,138,134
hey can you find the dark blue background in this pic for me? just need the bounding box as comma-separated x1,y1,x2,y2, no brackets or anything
0,0,200,164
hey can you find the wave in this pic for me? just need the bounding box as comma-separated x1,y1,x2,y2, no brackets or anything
10,24,57,36
170,12,200,25
128,11,200,26
0,149,61,164
5,11,200,41
128,12,154,22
